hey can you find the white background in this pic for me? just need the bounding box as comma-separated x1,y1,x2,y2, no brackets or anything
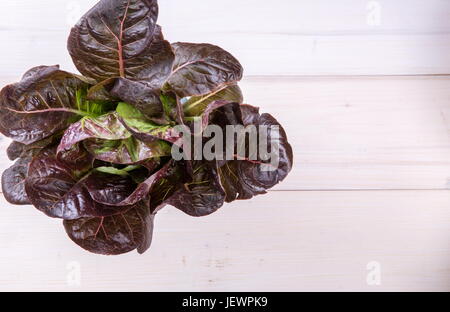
0,0,449,292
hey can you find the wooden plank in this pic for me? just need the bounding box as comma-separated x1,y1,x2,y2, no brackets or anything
0,190,448,291
0,0,450,75
242,76,450,190
1,30,449,77
3,0,450,33
1,76,450,191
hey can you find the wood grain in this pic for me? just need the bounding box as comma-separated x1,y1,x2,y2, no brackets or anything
241,76,450,191
0,190,448,292
0,0,449,76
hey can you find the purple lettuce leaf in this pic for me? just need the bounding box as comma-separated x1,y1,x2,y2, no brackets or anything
85,160,174,207
63,201,155,255
0,65,93,144
68,0,174,83
6,134,62,161
6,141,25,161
24,146,129,220
2,157,32,205
214,104,294,202
58,111,170,164
164,161,226,217
163,43,243,98
83,136,170,165
57,112,131,152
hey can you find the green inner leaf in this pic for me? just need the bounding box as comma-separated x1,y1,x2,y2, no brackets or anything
160,94,176,115
116,102,172,135
75,88,116,118
95,165,140,176
183,84,244,117
86,136,171,164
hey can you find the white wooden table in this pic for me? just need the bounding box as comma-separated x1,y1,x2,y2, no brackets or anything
0,0,449,292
